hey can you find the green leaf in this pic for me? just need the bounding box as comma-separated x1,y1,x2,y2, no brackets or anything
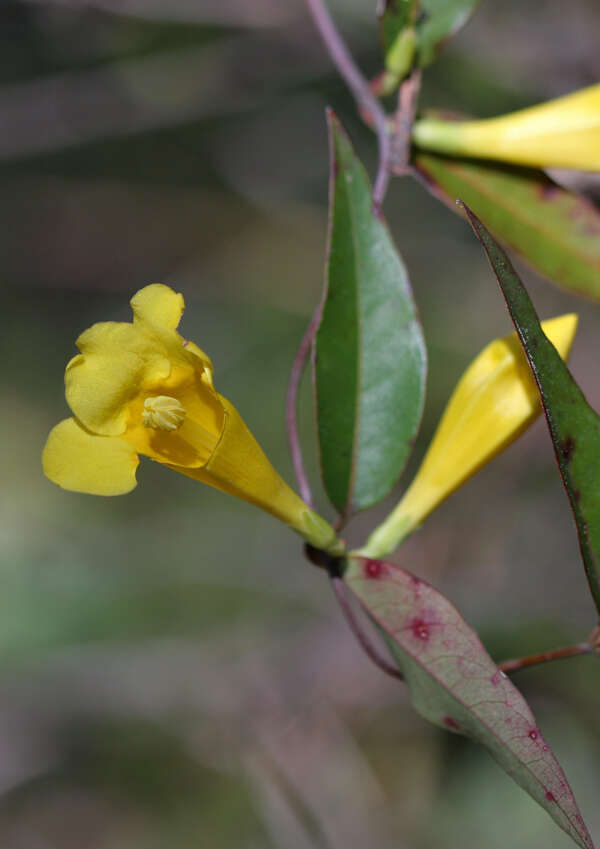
463,205,600,619
344,555,595,849
378,0,419,77
414,152,600,300
416,0,481,66
314,112,426,516
379,0,419,53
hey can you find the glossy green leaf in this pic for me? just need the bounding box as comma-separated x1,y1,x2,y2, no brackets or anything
314,112,426,517
417,0,481,66
345,555,595,849
414,152,600,300
464,205,600,618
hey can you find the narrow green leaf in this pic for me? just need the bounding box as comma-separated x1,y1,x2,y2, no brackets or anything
314,112,426,516
463,205,600,619
417,0,481,66
414,152,600,300
345,555,595,849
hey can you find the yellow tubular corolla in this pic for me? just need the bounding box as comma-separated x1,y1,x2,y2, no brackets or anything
42,284,343,555
358,314,578,560
412,84,600,171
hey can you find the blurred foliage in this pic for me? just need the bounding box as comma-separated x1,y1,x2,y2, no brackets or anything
2,1,599,847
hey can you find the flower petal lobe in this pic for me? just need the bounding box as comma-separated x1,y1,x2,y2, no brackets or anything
43,418,139,495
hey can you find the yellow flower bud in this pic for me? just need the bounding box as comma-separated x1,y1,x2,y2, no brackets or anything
42,284,342,555
412,84,600,171
359,314,578,559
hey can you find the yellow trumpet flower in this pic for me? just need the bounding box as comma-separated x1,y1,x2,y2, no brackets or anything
412,84,600,171
43,284,342,555
359,314,578,559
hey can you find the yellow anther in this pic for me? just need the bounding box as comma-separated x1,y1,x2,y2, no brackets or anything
142,395,186,431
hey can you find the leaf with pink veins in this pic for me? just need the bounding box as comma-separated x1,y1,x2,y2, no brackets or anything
344,555,595,849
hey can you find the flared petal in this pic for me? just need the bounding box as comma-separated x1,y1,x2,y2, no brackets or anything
360,314,578,558
131,283,185,331
42,417,139,495
44,284,343,554
66,287,214,438
66,321,172,436
131,284,210,372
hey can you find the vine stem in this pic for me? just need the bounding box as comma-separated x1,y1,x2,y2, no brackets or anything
498,641,594,674
332,586,595,681
307,538,598,683
391,68,421,175
330,576,404,681
290,3,421,503
303,0,391,211
286,305,323,509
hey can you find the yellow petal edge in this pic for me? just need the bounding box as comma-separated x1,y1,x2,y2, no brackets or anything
43,417,139,496
412,84,600,171
359,314,578,559
43,284,343,556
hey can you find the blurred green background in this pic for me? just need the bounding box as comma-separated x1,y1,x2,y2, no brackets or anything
2,1,600,846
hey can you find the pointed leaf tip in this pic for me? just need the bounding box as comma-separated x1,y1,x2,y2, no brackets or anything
464,209,600,618
417,0,482,66
345,556,595,849
314,114,426,516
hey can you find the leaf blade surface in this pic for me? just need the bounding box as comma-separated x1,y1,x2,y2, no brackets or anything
417,0,481,66
345,555,595,849
314,113,426,515
414,152,600,300
379,0,419,52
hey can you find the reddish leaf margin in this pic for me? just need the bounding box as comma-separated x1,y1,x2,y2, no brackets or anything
344,555,595,849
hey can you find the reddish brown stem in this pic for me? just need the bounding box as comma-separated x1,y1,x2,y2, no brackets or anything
391,68,421,175
303,0,391,211
331,576,404,681
286,306,322,509
498,642,593,674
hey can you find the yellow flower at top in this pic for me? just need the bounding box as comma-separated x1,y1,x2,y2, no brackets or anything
43,284,342,555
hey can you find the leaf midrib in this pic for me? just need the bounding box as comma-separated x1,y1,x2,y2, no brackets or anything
336,150,364,518
348,573,589,848
419,155,600,272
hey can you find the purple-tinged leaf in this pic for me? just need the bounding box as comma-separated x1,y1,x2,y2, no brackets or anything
463,205,600,619
344,555,595,849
